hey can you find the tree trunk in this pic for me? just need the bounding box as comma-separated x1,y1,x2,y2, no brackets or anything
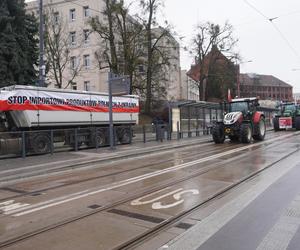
144,1,154,114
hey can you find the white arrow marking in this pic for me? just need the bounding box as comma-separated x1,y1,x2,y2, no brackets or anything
152,189,200,210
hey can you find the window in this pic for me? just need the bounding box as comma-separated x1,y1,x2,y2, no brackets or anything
83,6,90,17
84,81,90,91
70,56,77,70
83,30,90,44
69,9,76,21
71,82,77,90
70,32,76,46
54,12,59,24
138,65,145,73
83,55,90,69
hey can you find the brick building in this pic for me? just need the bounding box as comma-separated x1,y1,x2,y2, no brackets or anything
239,73,293,101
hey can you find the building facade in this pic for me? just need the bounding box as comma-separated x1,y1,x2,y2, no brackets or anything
26,0,182,101
239,73,293,101
180,70,199,101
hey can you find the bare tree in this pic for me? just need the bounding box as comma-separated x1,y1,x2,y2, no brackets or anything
89,0,119,73
90,0,145,94
190,21,238,101
139,0,176,114
44,8,82,89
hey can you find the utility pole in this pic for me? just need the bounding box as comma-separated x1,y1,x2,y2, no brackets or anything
108,72,115,150
38,0,45,87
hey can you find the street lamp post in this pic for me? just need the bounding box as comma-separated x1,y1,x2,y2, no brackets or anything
236,60,252,97
38,0,45,87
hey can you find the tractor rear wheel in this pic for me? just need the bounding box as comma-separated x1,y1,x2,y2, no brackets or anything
240,123,252,143
253,117,266,141
273,117,280,131
212,124,225,144
295,116,300,130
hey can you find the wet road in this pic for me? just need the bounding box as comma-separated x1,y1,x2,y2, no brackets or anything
0,131,300,249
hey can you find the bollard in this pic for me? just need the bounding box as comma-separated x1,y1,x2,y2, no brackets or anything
129,125,133,144
74,128,78,151
95,127,98,151
50,130,54,155
143,125,146,143
168,124,172,140
177,122,180,140
22,131,26,158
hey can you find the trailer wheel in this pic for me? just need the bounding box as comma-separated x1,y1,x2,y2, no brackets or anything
273,117,280,131
253,117,266,141
95,131,107,146
118,128,131,144
240,123,252,143
31,134,51,154
212,124,225,144
295,116,300,130
88,130,107,147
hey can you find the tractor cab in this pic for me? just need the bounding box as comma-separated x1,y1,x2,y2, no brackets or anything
228,98,259,114
273,103,300,130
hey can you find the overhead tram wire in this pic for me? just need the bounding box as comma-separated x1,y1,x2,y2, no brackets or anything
243,0,300,62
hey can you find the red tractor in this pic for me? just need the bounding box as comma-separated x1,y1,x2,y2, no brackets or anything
212,97,266,144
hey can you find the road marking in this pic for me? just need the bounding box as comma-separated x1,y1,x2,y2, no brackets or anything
131,188,199,209
152,189,199,210
3,132,298,217
131,188,183,206
159,157,300,249
0,200,29,214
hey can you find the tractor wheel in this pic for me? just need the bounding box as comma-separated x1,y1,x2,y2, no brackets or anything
273,117,280,131
212,124,225,144
295,116,300,130
253,117,266,141
30,133,51,154
240,123,252,143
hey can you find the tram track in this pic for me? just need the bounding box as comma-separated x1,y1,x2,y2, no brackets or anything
0,129,279,185
0,137,212,182
0,141,237,202
115,145,300,249
0,131,287,202
0,132,298,249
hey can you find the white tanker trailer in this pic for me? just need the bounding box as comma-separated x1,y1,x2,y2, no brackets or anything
0,85,139,154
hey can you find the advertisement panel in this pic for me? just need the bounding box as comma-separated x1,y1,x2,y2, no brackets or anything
279,117,292,129
0,89,139,113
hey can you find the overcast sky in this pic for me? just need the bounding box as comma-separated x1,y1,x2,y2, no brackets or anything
26,0,300,92
161,0,300,92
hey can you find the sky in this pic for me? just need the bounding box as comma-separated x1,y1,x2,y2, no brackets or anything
25,0,300,93
160,0,300,93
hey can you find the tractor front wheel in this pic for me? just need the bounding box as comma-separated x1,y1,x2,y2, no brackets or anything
295,116,300,130
240,123,252,143
212,124,225,144
273,117,280,131
253,117,266,141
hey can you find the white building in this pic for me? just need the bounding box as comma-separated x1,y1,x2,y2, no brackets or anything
26,0,182,101
180,70,199,101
